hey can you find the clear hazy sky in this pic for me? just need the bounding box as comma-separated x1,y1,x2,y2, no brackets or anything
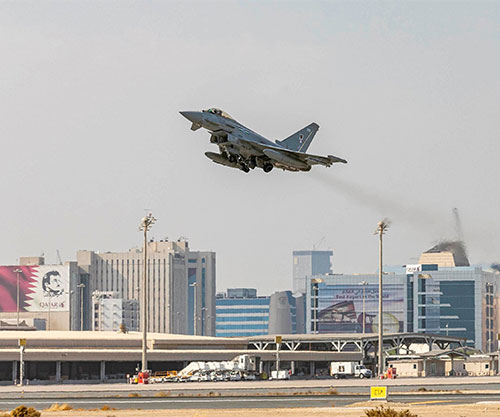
1,1,499,294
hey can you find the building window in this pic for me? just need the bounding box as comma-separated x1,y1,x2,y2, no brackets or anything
413,364,417,369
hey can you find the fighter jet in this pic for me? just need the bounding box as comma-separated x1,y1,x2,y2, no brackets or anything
180,108,347,173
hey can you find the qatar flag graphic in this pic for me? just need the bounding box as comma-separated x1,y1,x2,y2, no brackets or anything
0,265,69,312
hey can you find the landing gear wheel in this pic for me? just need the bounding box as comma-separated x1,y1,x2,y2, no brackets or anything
263,163,273,173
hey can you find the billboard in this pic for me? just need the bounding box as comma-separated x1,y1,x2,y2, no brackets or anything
0,265,70,313
317,283,405,333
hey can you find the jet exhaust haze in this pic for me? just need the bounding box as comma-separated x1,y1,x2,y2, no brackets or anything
311,171,446,233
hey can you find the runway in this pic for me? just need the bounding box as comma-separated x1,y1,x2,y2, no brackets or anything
2,392,500,410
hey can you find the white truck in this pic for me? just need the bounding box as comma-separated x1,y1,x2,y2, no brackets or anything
330,362,372,379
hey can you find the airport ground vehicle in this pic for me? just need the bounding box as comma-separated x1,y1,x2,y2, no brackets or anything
330,362,372,379
128,370,150,384
132,355,260,384
269,370,290,380
229,371,242,381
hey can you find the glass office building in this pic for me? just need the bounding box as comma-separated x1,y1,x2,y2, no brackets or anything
306,265,499,351
407,266,497,351
216,289,304,337
216,290,270,337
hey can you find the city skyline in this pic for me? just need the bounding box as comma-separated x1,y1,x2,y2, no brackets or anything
2,2,500,295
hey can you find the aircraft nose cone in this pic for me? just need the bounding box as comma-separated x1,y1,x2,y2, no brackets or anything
180,111,203,124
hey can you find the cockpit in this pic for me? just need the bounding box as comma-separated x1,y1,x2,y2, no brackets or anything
203,108,234,120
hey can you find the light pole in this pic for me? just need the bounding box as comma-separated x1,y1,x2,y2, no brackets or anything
375,219,389,377
190,282,198,335
359,281,368,335
139,213,156,372
77,283,85,331
201,307,208,336
13,268,22,327
48,292,52,331
176,311,181,334
311,278,323,334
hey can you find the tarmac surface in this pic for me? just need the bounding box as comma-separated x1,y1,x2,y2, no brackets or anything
2,375,500,395
2,393,500,410
1,376,500,410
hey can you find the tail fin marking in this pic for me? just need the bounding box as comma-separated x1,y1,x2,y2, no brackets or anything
276,122,319,153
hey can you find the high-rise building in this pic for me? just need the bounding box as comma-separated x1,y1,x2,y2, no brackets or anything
77,240,216,335
304,244,500,351
92,291,139,332
405,265,496,352
216,289,269,337
293,250,332,293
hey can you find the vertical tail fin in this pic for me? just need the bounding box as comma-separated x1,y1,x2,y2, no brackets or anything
276,123,319,153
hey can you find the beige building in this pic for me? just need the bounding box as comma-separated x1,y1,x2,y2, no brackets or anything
418,241,470,267
77,240,216,335
388,352,497,377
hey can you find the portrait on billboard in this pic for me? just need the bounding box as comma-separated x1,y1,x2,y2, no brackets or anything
0,265,69,312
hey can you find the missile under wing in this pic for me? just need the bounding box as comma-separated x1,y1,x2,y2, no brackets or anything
180,108,347,173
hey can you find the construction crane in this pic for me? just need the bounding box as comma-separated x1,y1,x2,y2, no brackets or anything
313,236,326,250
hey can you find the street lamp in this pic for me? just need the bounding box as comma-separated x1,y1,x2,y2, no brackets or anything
176,311,181,334
77,283,85,331
311,278,324,334
190,282,198,335
374,219,390,377
13,268,22,327
359,281,368,335
139,213,156,372
201,307,208,336
48,292,52,330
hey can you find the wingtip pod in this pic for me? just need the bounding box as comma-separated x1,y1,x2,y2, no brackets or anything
328,155,348,164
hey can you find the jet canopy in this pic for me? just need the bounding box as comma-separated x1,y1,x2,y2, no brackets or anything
203,108,234,120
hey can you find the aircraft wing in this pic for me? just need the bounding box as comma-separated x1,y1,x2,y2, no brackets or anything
238,138,347,167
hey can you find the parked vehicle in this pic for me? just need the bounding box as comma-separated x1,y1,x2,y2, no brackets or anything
229,371,242,381
330,362,372,379
189,372,200,382
269,370,289,380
